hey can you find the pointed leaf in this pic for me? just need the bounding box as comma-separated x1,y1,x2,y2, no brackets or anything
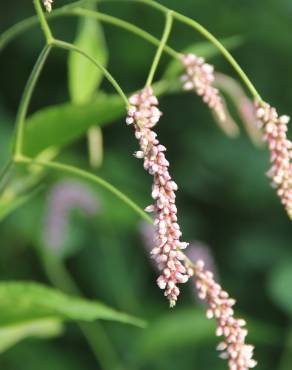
0,281,146,328
0,319,63,353
23,93,124,156
68,9,108,104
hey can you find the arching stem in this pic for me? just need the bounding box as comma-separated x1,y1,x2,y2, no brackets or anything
33,0,54,43
52,39,129,107
14,45,52,159
75,0,263,102
15,155,153,224
0,9,179,59
145,10,173,87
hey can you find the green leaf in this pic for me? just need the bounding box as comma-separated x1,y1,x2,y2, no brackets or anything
267,260,292,316
0,281,146,328
0,319,63,353
68,7,108,104
163,35,243,80
23,93,124,156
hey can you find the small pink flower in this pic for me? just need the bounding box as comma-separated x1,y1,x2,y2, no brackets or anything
255,101,292,218
43,0,53,12
126,87,193,307
181,53,226,123
194,260,257,370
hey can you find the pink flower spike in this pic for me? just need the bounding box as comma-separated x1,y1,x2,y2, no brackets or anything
255,101,292,219
194,260,257,370
181,53,226,123
126,87,192,306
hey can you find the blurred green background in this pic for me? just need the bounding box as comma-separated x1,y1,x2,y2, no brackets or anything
0,0,292,369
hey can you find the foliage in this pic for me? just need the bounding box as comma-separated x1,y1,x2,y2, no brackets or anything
0,0,291,370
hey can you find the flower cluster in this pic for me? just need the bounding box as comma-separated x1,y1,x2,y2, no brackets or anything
126,87,193,307
194,260,257,370
43,0,53,12
255,101,292,218
181,53,226,123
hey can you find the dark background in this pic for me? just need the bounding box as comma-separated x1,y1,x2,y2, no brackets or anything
0,1,292,369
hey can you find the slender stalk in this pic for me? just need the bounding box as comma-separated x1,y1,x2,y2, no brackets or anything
4,0,259,101
0,9,178,58
14,45,52,158
15,155,153,224
80,0,263,102
73,8,178,59
145,11,173,87
138,0,262,101
53,39,129,107
39,249,121,370
33,0,54,43
171,12,262,102
14,155,197,271
12,155,199,276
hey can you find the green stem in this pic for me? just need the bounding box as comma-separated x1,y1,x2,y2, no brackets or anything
14,45,52,158
53,39,129,107
39,249,121,370
14,0,262,101
15,155,153,224
0,8,178,58
33,0,54,43
73,8,178,59
171,12,262,102
145,10,173,87
14,155,196,272
79,0,263,102
138,0,262,101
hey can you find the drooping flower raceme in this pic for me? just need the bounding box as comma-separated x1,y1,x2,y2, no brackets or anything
255,101,292,218
126,87,193,307
194,260,257,370
43,0,53,12
126,86,257,366
181,53,226,123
